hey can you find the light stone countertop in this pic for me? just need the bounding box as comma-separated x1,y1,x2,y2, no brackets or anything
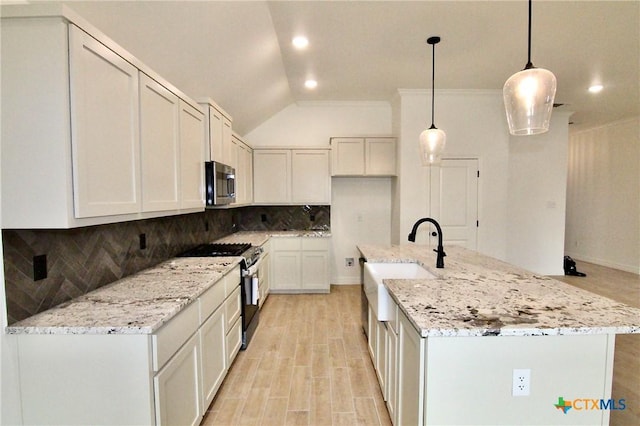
216,230,331,247
6,230,331,335
358,244,640,338
6,257,242,335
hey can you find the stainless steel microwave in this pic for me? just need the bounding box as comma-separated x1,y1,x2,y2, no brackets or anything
205,161,236,206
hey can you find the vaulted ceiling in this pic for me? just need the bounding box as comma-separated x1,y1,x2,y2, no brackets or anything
62,1,639,135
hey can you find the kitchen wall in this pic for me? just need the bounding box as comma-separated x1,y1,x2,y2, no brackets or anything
391,90,571,275
2,210,235,324
247,95,572,277
245,101,393,284
565,117,640,273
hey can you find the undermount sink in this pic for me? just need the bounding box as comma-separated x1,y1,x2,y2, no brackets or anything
364,262,436,321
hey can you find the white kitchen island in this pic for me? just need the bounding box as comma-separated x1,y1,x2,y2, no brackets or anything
358,244,640,426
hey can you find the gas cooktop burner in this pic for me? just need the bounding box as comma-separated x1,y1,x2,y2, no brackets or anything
178,243,252,257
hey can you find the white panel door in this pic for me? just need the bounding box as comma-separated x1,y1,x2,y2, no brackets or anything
69,25,140,218
429,159,479,249
179,100,205,210
139,73,180,212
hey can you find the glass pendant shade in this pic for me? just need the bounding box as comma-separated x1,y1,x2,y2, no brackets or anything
419,126,446,165
503,66,557,135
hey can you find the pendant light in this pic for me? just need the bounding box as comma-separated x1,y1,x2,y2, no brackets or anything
503,0,557,135
419,36,446,166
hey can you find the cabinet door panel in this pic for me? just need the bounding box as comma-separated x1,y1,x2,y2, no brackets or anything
301,251,329,290
69,25,140,218
180,101,205,209
222,118,233,166
397,311,424,425
154,333,202,426
366,138,396,176
200,307,226,409
331,138,364,176
271,251,301,290
208,107,223,162
291,150,330,203
253,150,291,203
140,73,180,212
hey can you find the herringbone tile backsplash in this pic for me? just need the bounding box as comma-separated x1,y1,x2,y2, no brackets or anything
2,205,330,324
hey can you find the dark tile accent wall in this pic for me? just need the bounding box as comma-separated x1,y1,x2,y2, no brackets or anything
236,205,330,232
2,210,234,324
2,205,330,324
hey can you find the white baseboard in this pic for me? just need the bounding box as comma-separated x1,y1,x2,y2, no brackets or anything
331,276,361,285
565,252,640,275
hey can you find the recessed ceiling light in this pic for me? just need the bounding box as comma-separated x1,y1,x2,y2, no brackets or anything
304,79,318,89
292,36,309,49
588,84,603,93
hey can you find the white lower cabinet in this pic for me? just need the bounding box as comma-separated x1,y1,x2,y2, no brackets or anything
154,332,202,426
200,306,227,409
386,320,398,423
397,309,425,425
258,242,271,308
270,237,330,293
13,265,242,425
368,298,423,426
225,285,242,365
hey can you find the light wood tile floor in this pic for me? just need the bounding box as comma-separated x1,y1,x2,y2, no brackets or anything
554,261,640,426
201,286,392,426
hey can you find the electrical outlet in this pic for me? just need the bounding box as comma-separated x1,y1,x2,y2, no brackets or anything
512,369,531,396
345,257,354,267
33,254,47,281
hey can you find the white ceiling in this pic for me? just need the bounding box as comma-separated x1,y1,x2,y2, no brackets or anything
60,0,639,135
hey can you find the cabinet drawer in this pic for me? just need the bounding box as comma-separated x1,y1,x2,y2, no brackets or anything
224,286,241,333
224,265,241,297
272,237,301,251
199,277,225,324
152,301,199,372
301,238,329,251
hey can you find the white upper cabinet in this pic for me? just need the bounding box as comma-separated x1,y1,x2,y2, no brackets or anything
140,72,180,213
179,101,205,210
231,134,253,206
331,137,397,176
366,137,397,176
291,150,331,204
199,99,233,165
253,149,331,205
253,150,291,204
331,138,365,175
1,6,205,228
70,25,142,218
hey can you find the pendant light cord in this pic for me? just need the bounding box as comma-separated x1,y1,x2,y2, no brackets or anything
430,40,436,128
525,0,534,69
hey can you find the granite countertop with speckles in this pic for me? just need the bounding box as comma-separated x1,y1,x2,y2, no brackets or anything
6,230,331,335
6,257,242,335
216,230,331,246
358,244,640,338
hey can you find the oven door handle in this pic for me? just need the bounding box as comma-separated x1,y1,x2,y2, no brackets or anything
243,256,263,276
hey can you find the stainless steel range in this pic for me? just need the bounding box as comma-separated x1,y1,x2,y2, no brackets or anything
178,242,263,349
